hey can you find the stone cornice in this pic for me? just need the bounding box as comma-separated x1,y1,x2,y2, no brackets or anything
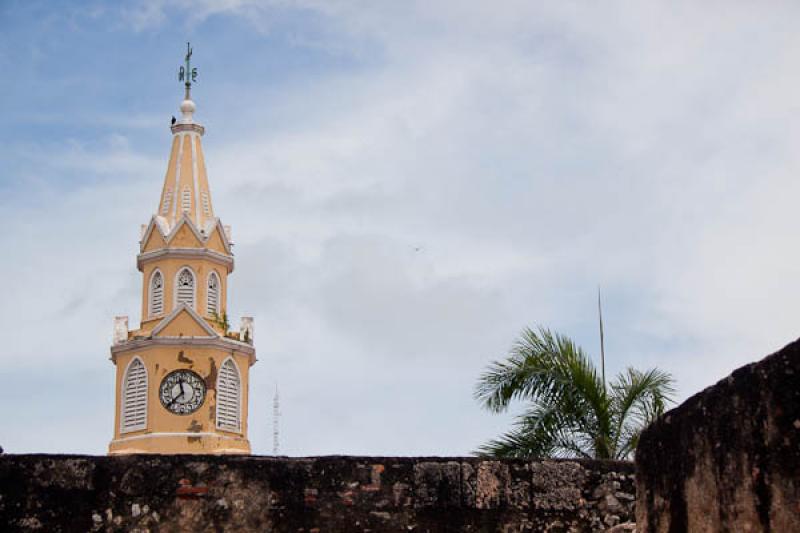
170,123,205,135
137,248,234,273
110,336,256,365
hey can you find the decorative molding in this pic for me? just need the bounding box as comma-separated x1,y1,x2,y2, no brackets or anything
191,130,201,225
110,336,256,364
138,212,234,260
209,218,233,254
167,212,206,245
171,133,184,220
139,216,167,251
137,247,234,273
110,432,243,444
170,123,205,135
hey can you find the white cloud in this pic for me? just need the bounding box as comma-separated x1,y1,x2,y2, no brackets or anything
4,1,800,454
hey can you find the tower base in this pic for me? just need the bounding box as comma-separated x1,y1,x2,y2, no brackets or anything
108,433,251,455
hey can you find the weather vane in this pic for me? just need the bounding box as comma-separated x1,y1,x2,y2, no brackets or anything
178,42,198,99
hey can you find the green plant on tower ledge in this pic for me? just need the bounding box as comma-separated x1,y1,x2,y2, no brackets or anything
211,310,230,335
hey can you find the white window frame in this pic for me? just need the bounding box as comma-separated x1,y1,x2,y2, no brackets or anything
216,357,242,432
207,271,220,317
148,269,164,318
174,266,196,309
120,356,148,434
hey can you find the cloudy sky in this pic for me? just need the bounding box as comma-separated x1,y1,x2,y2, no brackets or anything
2,0,800,456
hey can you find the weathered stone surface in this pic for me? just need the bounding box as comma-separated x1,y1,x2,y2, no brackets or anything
636,337,800,532
0,455,634,532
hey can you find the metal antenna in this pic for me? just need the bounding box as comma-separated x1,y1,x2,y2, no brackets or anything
272,385,280,455
598,287,606,393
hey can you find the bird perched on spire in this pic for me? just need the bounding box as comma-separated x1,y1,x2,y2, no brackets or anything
171,116,177,125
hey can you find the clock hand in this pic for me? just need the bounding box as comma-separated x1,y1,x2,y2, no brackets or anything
168,392,181,406
169,380,186,406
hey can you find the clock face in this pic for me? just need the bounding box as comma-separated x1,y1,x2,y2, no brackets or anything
159,370,206,415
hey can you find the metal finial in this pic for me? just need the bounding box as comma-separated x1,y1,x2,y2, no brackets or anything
178,42,198,100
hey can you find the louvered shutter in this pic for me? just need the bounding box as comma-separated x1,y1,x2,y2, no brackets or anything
121,358,147,433
176,269,194,308
207,273,219,316
161,188,172,215
150,271,163,316
181,187,191,212
216,358,241,431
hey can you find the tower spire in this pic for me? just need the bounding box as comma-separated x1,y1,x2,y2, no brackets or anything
155,43,214,230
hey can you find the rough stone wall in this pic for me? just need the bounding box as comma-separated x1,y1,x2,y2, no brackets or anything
635,337,800,532
0,455,634,532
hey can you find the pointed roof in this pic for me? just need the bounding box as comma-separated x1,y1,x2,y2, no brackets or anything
155,93,216,231
151,303,219,338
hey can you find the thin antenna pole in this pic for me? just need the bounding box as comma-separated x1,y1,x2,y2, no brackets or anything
272,385,280,455
598,287,606,393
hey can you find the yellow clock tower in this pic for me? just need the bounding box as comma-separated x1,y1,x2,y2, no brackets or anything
108,45,255,455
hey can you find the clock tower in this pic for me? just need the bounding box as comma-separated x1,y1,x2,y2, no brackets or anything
108,44,256,454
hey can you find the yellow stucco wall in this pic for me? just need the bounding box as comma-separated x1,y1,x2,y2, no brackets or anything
109,346,251,455
156,136,180,217
139,258,228,325
142,228,167,252
154,308,211,337
195,136,214,224
205,226,228,254
177,135,195,219
170,222,202,248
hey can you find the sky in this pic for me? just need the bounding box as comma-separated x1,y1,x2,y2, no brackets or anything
2,0,800,456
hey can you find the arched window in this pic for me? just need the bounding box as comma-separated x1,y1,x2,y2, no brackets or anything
149,270,164,317
121,357,147,433
181,187,191,212
216,358,241,432
207,272,219,316
175,268,195,308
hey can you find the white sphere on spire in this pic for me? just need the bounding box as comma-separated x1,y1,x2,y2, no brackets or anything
180,99,196,114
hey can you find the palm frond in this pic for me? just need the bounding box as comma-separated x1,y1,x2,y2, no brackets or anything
474,327,584,412
475,326,675,461
609,367,675,458
476,402,593,459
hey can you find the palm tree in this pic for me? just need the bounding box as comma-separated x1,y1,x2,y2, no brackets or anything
474,326,674,460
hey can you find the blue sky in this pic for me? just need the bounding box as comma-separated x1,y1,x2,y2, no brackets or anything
3,0,800,455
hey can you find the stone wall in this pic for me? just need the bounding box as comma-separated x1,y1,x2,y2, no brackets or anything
635,337,800,532
0,455,634,532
